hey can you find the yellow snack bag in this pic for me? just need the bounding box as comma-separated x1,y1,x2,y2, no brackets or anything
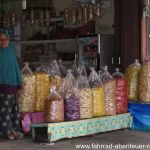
88,67,105,117
125,59,141,100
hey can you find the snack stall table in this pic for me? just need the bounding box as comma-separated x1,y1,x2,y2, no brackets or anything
31,113,131,142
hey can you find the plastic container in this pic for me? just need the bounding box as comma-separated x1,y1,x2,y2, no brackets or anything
113,68,128,114
125,59,141,100
101,66,116,115
88,67,105,117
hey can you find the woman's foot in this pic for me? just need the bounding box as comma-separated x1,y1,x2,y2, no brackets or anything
7,133,15,140
11,129,23,140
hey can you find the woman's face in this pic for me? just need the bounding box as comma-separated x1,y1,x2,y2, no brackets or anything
0,33,9,48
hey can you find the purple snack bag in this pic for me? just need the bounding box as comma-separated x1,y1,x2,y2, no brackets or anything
60,70,80,121
64,95,80,121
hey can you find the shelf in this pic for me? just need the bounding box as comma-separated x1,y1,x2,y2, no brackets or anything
13,39,76,44
83,55,97,58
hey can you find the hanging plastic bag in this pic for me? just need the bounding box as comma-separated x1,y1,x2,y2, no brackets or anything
19,63,36,112
49,60,63,91
71,60,78,78
139,61,150,102
60,70,80,121
58,59,67,77
34,65,50,112
101,66,116,115
44,86,64,123
75,71,92,119
125,59,141,100
88,67,105,117
113,68,127,114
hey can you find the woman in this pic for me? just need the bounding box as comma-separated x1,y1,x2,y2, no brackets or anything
0,30,23,140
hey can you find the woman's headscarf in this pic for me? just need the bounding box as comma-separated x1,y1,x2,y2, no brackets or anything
0,29,22,94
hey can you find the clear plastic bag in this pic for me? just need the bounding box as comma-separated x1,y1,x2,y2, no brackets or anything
19,63,36,112
101,66,116,115
88,67,105,117
44,86,64,123
75,71,92,119
113,68,127,114
78,62,87,77
98,70,103,79
60,70,80,121
139,61,150,102
59,70,75,98
58,59,67,77
125,59,141,100
34,65,50,112
49,60,63,91
71,60,78,78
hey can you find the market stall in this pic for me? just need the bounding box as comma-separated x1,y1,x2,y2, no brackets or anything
0,0,140,143
31,113,131,142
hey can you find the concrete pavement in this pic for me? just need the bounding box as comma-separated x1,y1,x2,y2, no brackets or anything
0,130,149,150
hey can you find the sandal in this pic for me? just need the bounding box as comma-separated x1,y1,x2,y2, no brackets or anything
11,130,23,140
7,134,15,140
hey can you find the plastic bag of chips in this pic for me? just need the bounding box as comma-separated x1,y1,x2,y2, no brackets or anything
139,61,150,102
75,71,92,119
60,70,80,121
125,59,141,100
34,65,50,112
44,86,64,123
19,63,35,112
88,67,105,117
113,68,127,114
101,66,116,115
49,60,63,91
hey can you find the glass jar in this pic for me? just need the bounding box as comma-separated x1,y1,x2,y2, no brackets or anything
39,10,44,26
77,6,83,24
70,7,77,25
10,12,16,27
88,3,94,21
64,8,70,25
44,9,50,26
30,9,35,26
82,6,88,24
22,10,26,28
95,0,102,17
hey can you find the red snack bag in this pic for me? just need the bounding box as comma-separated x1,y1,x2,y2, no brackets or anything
113,68,128,114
